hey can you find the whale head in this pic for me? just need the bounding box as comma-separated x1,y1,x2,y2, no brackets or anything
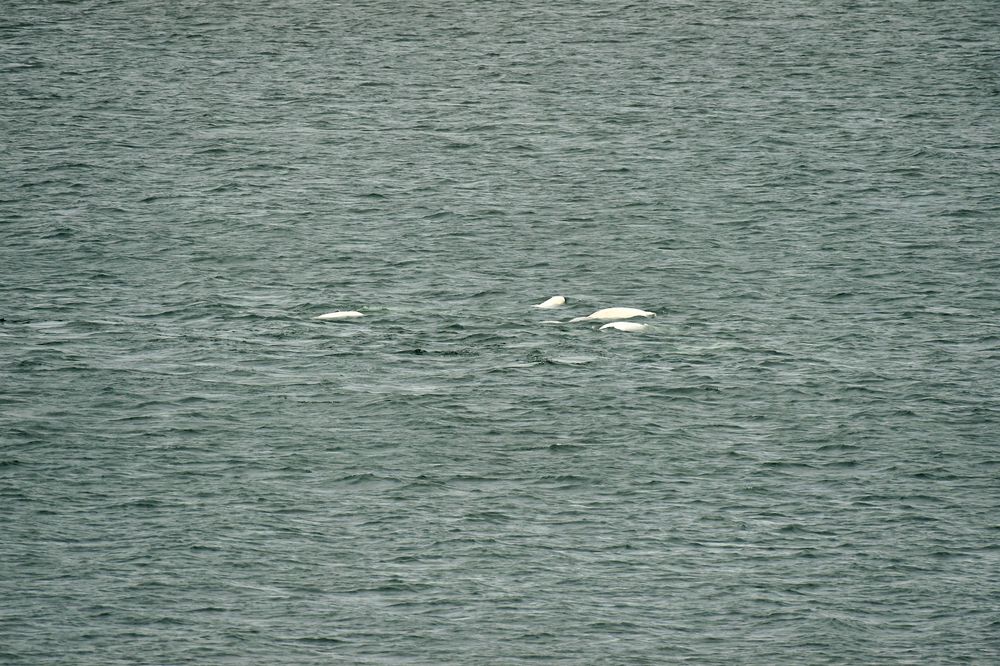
533,295,567,309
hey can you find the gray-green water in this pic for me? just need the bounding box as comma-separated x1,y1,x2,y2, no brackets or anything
2,1,999,663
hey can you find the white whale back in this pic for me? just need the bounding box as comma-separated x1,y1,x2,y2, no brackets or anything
314,310,365,320
599,321,648,332
569,307,655,323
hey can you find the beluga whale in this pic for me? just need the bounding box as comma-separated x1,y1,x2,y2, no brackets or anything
314,310,365,320
569,307,655,323
533,295,566,309
599,321,649,332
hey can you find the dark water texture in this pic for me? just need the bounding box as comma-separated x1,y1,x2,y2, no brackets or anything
2,0,999,663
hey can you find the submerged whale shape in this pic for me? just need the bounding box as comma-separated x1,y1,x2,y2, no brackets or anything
599,321,648,332
314,310,365,320
569,307,655,323
533,295,566,309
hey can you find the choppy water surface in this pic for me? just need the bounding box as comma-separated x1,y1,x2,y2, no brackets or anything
2,1,999,663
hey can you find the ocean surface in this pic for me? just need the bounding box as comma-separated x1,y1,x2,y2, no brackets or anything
2,0,999,663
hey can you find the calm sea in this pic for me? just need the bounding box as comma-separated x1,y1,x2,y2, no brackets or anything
2,0,999,663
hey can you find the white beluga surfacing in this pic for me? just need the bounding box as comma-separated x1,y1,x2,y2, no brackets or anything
533,295,566,309
568,307,656,323
314,310,365,320
599,321,649,332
